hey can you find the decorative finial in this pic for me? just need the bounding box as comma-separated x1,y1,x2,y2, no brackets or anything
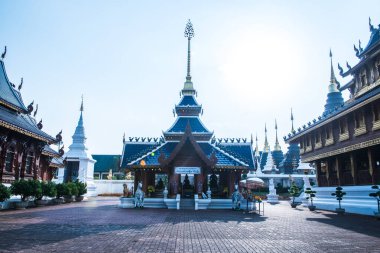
27,100,34,114
80,95,84,112
369,17,374,32
291,108,295,132
358,40,363,52
1,46,6,59
337,63,344,76
184,19,194,39
329,49,337,84
18,78,23,91
37,119,43,130
33,104,38,117
184,19,194,84
346,61,352,69
250,133,253,144
123,133,125,144
354,44,360,57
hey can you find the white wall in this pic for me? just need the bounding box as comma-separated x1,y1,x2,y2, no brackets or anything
94,180,134,195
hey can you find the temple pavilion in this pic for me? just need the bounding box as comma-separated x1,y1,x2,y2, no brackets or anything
120,21,254,198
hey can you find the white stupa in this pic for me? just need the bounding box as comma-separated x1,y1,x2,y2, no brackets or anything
262,150,279,174
57,97,97,196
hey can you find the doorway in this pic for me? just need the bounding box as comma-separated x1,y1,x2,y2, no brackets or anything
181,174,194,198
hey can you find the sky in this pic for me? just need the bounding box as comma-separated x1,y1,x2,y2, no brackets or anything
0,1,380,155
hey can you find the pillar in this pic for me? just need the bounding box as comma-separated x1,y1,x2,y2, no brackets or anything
350,152,357,185
335,157,341,186
368,148,376,185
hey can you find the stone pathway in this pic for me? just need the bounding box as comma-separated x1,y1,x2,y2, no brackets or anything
0,197,379,253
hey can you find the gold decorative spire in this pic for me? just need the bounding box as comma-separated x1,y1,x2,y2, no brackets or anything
182,19,196,96
263,123,270,152
291,108,295,132
274,119,281,151
255,133,259,153
328,49,339,93
80,94,84,112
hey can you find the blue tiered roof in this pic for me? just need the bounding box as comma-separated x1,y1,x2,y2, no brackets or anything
279,143,300,174
121,141,252,168
166,117,210,133
178,95,200,106
215,144,254,167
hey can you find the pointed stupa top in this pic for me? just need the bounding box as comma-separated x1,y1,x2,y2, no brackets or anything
274,119,281,151
263,123,270,152
324,50,344,113
328,49,339,93
182,19,196,96
262,149,279,174
66,96,89,158
290,108,295,132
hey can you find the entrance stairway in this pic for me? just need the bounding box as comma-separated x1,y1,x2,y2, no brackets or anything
180,198,195,210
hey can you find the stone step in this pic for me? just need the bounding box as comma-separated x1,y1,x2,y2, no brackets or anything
180,199,195,210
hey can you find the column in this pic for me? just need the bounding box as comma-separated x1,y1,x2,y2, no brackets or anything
325,160,330,186
335,157,341,186
350,152,357,185
368,148,375,185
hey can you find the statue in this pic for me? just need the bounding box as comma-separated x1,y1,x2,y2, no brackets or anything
123,183,129,197
134,182,145,208
107,169,113,180
231,184,241,210
267,178,279,204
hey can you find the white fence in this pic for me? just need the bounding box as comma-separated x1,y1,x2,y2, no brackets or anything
94,180,134,196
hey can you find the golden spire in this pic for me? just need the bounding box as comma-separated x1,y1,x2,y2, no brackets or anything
264,123,270,152
291,108,294,132
274,119,281,151
329,49,339,93
80,94,84,112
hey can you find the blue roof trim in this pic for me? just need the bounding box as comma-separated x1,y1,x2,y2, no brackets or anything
178,95,199,107
166,117,211,133
285,86,380,142
0,60,27,112
120,142,160,167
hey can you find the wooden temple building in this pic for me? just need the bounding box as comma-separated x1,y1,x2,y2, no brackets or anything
120,21,254,198
284,18,380,187
0,48,64,184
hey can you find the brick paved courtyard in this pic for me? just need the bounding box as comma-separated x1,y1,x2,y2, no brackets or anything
0,197,379,253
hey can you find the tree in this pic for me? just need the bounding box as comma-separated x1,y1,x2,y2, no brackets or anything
331,186,346,210
288,182,300,206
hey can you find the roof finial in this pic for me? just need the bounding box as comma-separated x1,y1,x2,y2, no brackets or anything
255,133,259,155
184,19,194,82
329,49,339,93
123,133,125,144
290,108,295,132
274,119,281,151
1,46,6,60
18,78,23,91
182,20,196,96
80,95,84,112
369,17,374,32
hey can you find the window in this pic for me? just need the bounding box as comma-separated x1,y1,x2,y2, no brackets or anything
101,173,109,180
4,147,15,172
94,172,100,180
326,127,331,139
355,111,365,128
340,120,347,134
25,152,34,174
113,173,124,180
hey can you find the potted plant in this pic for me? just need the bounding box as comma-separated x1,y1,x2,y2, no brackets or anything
75,180,87,202
63,182,78,203
331,186,346,214
54,183,65,204
36,181,57,206
369,185,380,219
289,182,300,208
10,180,34,209
0,183,11,210
147,185,155,197
305,187,317,211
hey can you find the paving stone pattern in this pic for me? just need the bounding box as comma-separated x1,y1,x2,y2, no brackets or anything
0,198,379,253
